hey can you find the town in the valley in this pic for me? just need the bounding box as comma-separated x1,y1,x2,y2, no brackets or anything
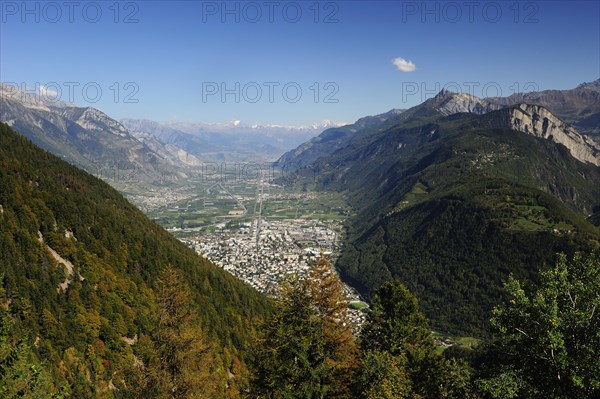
133,176,369,329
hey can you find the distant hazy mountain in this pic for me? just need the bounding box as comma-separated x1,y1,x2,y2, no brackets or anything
279,83,600,335
122,118,339,163
0,81,338,193
120,120,204,167
0,83,187,187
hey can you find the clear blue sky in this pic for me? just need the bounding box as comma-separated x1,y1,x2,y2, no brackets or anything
1,0,599,126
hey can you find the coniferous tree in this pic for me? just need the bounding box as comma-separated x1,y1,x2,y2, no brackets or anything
354,350,411,399
305,255,358,398
250,277,326,398
250,256,357,398
360,280,439,396
150,265,218,398
358,280,473,398
0,280,63,398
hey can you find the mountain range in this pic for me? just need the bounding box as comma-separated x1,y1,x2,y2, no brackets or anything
121,118,339,163
278,79,600,169
278,80,600,334
0,83,333,194
0,83,186,189
2,78,599,336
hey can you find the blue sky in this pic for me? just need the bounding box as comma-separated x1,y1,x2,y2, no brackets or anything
1,0,599,126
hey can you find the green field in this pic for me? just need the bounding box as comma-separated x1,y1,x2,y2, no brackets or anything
348,301,369,310
145,180,350,237
392,181,430,212
432,331,480,353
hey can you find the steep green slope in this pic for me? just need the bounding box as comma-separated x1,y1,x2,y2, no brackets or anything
339,180,599,335
343,122,599,334
0,123,271,395
287,108,600,335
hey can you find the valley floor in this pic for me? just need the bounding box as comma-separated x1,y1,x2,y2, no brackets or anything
125,178,368,330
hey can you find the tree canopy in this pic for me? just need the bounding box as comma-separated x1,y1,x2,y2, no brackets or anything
479,252,600,398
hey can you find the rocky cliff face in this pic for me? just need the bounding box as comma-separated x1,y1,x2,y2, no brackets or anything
59,107,131,137
487,78,600,143
502,104,600,166
430,89,501,116
427,89,600,166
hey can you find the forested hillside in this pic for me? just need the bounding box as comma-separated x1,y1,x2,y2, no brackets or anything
0,122,272,397
281,101,600,335
247,253,600,398
1,121,598,398
335,121,600,334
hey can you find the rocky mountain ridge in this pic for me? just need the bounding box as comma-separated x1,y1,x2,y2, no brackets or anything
0,83,194,188
278,82,600,169
497,104,600,166
487,78,600,141
430,89,502,115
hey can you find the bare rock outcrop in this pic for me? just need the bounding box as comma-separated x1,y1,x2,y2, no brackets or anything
504,104,600,166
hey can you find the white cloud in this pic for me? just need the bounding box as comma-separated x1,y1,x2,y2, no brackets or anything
392,57,417,72
37,84,60,100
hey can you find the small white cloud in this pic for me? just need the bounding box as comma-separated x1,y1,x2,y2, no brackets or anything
37,84,60,100
392,57,417,72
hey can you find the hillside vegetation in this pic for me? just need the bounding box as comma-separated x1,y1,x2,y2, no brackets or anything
282,106,600,335
0,123,272,397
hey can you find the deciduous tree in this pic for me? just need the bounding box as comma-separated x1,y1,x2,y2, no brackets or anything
481,252,600,398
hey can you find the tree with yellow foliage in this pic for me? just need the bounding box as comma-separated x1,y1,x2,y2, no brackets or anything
250,255,357,398
151,265,218,398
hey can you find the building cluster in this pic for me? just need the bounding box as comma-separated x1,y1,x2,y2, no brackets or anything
184,217,367,329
